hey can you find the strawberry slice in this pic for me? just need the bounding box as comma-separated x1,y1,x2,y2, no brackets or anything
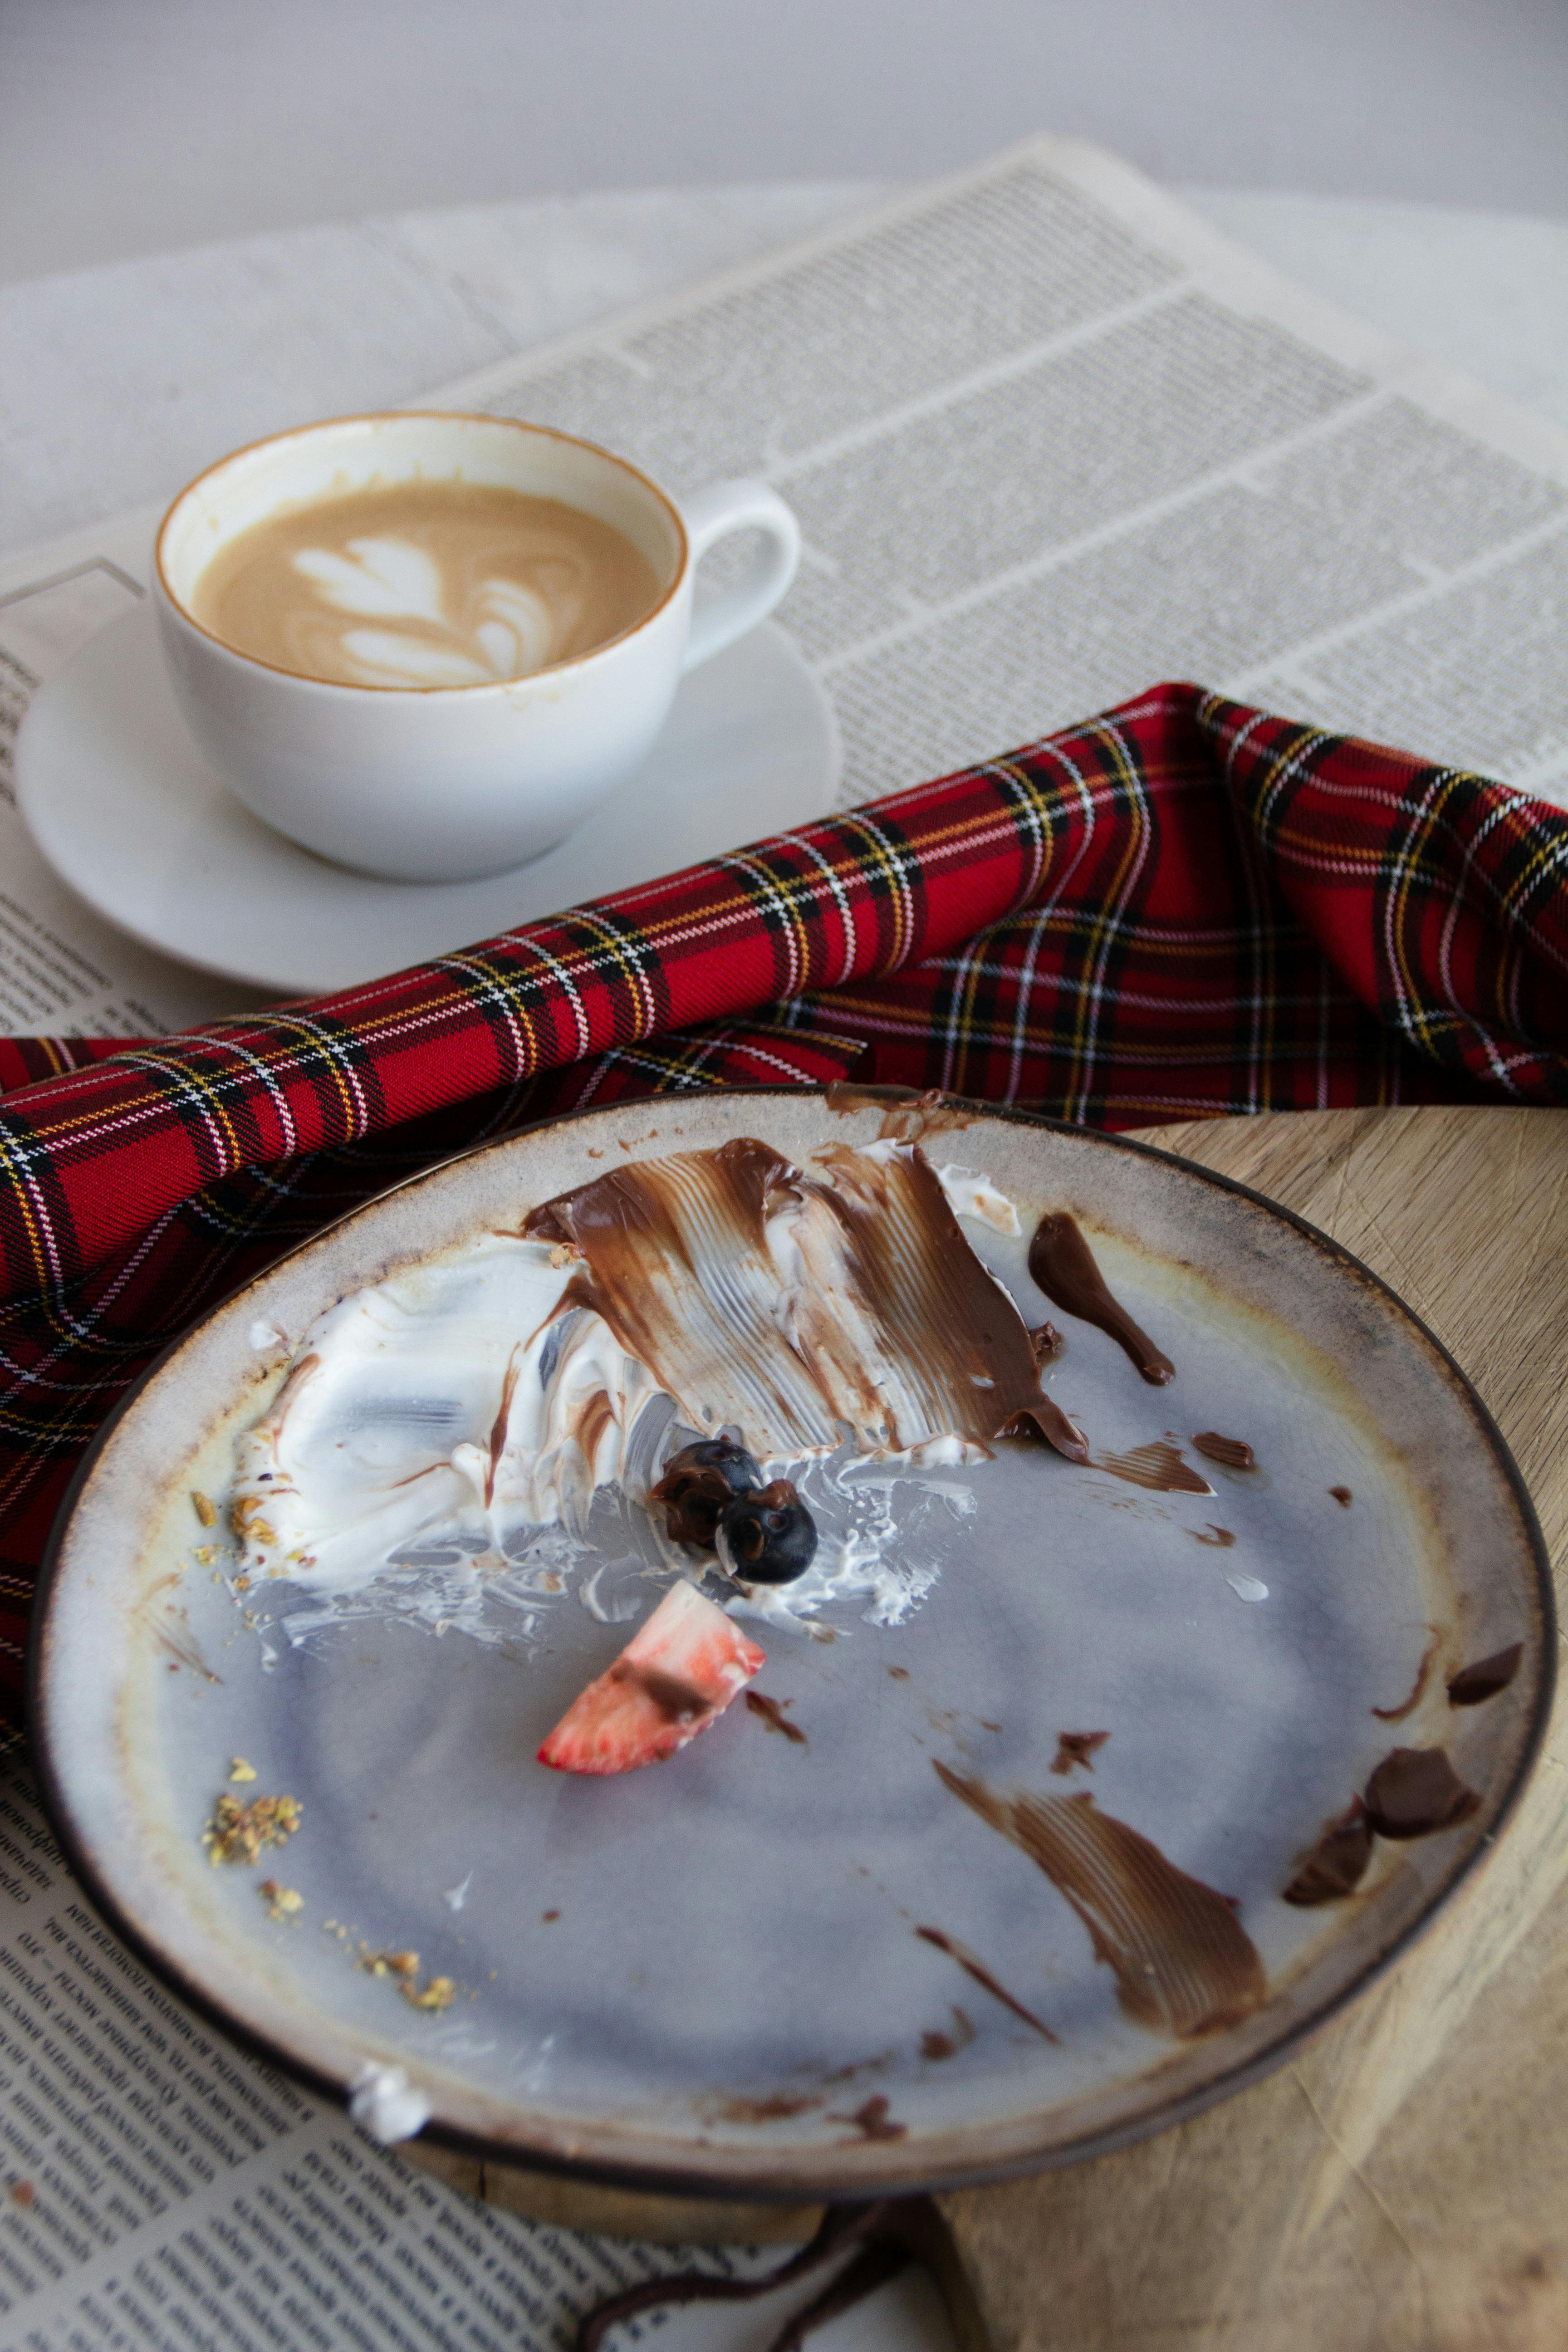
538,1581,765,1775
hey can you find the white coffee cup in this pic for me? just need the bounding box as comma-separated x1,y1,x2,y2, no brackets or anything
153,411,801,883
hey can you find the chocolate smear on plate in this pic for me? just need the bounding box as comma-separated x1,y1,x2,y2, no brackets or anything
913,1926,1058,2041
920,2008,975,2062
525,1136,1087,1463
936,1764,1265,2039
823,1080,975,1144
830,2093,906,2141
647,1460,734,1547
1028,1211,1174,1384
1447,1643,1523,1707
1282,1799,1372,1906
1192,1431,1254,1470
1093,1439,1212,1495
1190,1524,1235,1548
1329,1485,1353,1507
715,2091,819,2124
1372,1634,1441,1723
745,1691,807,1745
1050,1730,1110,1776
1363,1747,1480,1840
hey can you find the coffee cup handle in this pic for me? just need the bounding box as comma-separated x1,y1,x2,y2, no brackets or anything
678,480,802,673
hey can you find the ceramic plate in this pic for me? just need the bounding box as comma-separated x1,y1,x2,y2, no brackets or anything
14,605,840,995
32,1091,1552,2200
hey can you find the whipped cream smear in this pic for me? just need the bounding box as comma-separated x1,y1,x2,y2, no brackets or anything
229,1142,1057,1655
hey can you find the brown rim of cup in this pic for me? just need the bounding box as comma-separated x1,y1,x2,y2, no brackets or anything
152,410,692,695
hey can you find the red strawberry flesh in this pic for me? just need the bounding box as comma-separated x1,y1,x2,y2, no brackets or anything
537,1580,765,1775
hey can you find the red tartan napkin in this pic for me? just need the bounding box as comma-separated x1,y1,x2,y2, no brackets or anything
1,681,1564,1740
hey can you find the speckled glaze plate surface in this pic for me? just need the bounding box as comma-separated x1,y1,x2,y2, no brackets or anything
32,1092,1553,2200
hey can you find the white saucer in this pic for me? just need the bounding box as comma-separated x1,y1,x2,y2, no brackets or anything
15,605,840,997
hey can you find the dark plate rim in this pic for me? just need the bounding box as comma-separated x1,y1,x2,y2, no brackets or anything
27,1088,1558,2207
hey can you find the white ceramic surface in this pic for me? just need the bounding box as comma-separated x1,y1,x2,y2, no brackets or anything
14,602,839,995
153,412,801,881
32,1094,1552,2202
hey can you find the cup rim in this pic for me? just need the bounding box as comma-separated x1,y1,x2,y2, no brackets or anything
153,410,692,696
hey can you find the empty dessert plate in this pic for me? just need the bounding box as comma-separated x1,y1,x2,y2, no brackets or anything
32,1091,1552,2200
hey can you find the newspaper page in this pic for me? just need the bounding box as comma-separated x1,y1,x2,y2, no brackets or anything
0,1764,778,2352
2,133,1567,1042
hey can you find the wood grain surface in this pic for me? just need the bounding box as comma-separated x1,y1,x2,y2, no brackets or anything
941,1105,1568,2352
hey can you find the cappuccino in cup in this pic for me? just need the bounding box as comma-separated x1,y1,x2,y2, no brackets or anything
154,413,801,882
188,481,663,690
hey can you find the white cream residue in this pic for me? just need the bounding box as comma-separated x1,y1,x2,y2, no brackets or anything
932,1163,1021,1235
1225,1572,1270,1603
229,1148,1027,1642
230,1231,657,1592
348,2062,430,2145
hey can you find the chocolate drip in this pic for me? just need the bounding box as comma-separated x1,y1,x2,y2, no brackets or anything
1028,1212,1174,1384
913,1926,1058,2040
1050,1730,1110,1776
1363,1747,1480,1839
1447,1643,1523,1706
1190,1524,1235,1548
745,1690,808,1745
1192,1432,1254,1470
1093,1439,1212,1495
1329,1485,1353,1507
935,1764,1265,2038
1282,1800,1372,1905
1372,1634,1440,1723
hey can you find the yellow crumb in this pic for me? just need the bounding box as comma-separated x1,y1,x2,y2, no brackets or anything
191,1491,216,1527
228,1758,257,1784
258,1880,303,1922
202,1791,302,1866
193,1545,217,1567
404,1975,455,2012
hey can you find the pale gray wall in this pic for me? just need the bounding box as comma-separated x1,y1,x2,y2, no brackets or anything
3,0,1565,285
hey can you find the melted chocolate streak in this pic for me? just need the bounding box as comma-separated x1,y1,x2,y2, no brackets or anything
1093,1439,1212,1496
914,1925,1058,2041
1372,1634,1440,1723
1029,1212,1174,1385
1448,1642,1523,1706
1283,1744,1483,1904
1192,1431,1255,1470
745,1690,808,1745
936,1764,1265,2039
525,1136,1088,1463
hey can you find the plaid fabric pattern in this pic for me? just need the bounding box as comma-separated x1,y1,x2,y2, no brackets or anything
1,682,1563,1738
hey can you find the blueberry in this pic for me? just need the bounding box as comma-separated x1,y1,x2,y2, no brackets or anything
715,1481,818,1586
650,1439,763,1548
666,1439,762,1491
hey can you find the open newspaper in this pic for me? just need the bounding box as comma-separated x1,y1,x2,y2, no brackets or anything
1,133,1567,2351
1,135,1566,1041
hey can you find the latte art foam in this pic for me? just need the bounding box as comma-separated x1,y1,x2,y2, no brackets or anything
189,481,663,689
